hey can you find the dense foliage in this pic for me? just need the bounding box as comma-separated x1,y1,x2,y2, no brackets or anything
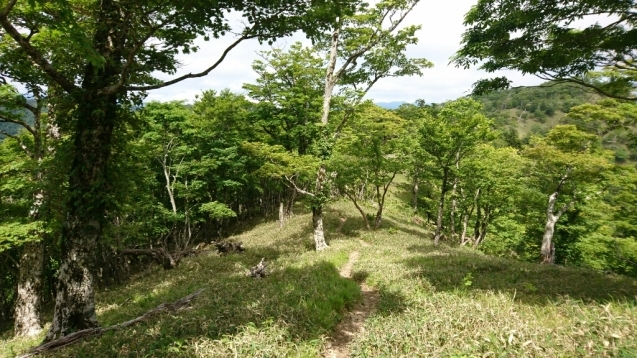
0,0,635,353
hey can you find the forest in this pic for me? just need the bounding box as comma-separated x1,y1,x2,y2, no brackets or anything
1,0,637,357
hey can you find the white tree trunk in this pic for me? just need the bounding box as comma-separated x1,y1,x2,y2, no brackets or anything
312,206,328,251
162,153,177,214
279,201,284,229
412,175,419,211
14,240,44,337
450,178,458,240
321,26,340,125
541,213,558,263
460,213,470,246
541,189,576,263
434,171,449,245
15,99,50,337
541,192,560,263
312,164,330,251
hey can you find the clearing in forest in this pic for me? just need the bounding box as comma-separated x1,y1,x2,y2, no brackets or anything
2,201,637,357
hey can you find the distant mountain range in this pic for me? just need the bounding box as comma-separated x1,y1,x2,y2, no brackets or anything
375,101,407,109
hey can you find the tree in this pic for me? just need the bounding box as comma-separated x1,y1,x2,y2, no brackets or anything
243,43,325,225
0,0,354,340
0,78,63,336
523,125,612,263
417,98,492,245
565,98,637,136
307,0,431,250
453,0,637,99
394,100,434,212
332,103,409,229
458,144,527,247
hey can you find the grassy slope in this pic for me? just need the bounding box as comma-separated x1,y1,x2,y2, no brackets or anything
2,199,637,357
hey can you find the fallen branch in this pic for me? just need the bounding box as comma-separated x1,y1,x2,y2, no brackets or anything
215,241,245,255
17,289,204,358
119,248,178,269
248,258,268,278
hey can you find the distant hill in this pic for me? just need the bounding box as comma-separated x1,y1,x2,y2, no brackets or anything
0,99,38,140
375,101,407,109
474,82,636,163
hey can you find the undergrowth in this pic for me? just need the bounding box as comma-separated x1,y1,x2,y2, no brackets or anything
1,199,636,357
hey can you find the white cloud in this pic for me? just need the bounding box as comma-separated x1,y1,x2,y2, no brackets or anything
147,1,547,104
11,2,612,104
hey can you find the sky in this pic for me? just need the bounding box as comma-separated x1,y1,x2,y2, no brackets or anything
146,0,546,105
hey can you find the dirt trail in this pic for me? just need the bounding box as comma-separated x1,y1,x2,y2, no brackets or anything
324,251,380,358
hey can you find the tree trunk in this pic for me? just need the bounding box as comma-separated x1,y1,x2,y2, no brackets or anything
475,207,490,247
285,187,296,219
449,153,460,240
345,191,370,230
14,240,44,337
373,173,396,230
460,212,470,246
412,174,418,211
434,170,449,245
312,206,328,251
541,213,558,263
279,201,285,229
15,100,46,337
45,97,117,341
450,178,458,240
161,151,178,215
45,0,124,340
541,190,569,263
473,204,482,246
321,26,340,125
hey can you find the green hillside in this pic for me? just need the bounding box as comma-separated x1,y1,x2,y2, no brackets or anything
2,200,636,357
475,82,637,163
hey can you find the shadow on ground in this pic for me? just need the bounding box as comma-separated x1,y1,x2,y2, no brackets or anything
5,210,364,357
405,244,637,305
16,259,361,357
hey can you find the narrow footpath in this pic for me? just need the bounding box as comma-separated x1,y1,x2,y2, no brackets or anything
324,250,380,358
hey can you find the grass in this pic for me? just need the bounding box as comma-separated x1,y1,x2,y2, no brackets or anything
2,199,637,357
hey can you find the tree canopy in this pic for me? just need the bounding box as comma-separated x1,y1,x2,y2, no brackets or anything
453,0,637,99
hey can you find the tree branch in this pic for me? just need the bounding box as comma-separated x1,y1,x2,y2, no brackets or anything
123,33,253,92
0,129,33,157
0,9,78,93
539,74,637,101
557,195,576,217
99,12,181,95
0,113,35,136
284,175,315,197
17,289,204,358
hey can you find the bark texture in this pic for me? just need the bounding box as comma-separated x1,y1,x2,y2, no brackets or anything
14,99,46,337
345,191,371,230
541,172,575,263
312,206,328,251
541,214,558,263
541,192,560,263
46,86,117,341
45,0,123,340
434,170,449,245
14,240,44,337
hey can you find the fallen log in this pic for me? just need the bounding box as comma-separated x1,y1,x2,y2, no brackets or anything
215,241,245,255
248,258,268,278
17,289,204,358
119,248,177,269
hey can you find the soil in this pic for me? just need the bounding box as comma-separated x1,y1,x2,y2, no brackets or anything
324,250,380,358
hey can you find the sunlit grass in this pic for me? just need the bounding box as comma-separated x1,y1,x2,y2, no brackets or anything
1,198,636,357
